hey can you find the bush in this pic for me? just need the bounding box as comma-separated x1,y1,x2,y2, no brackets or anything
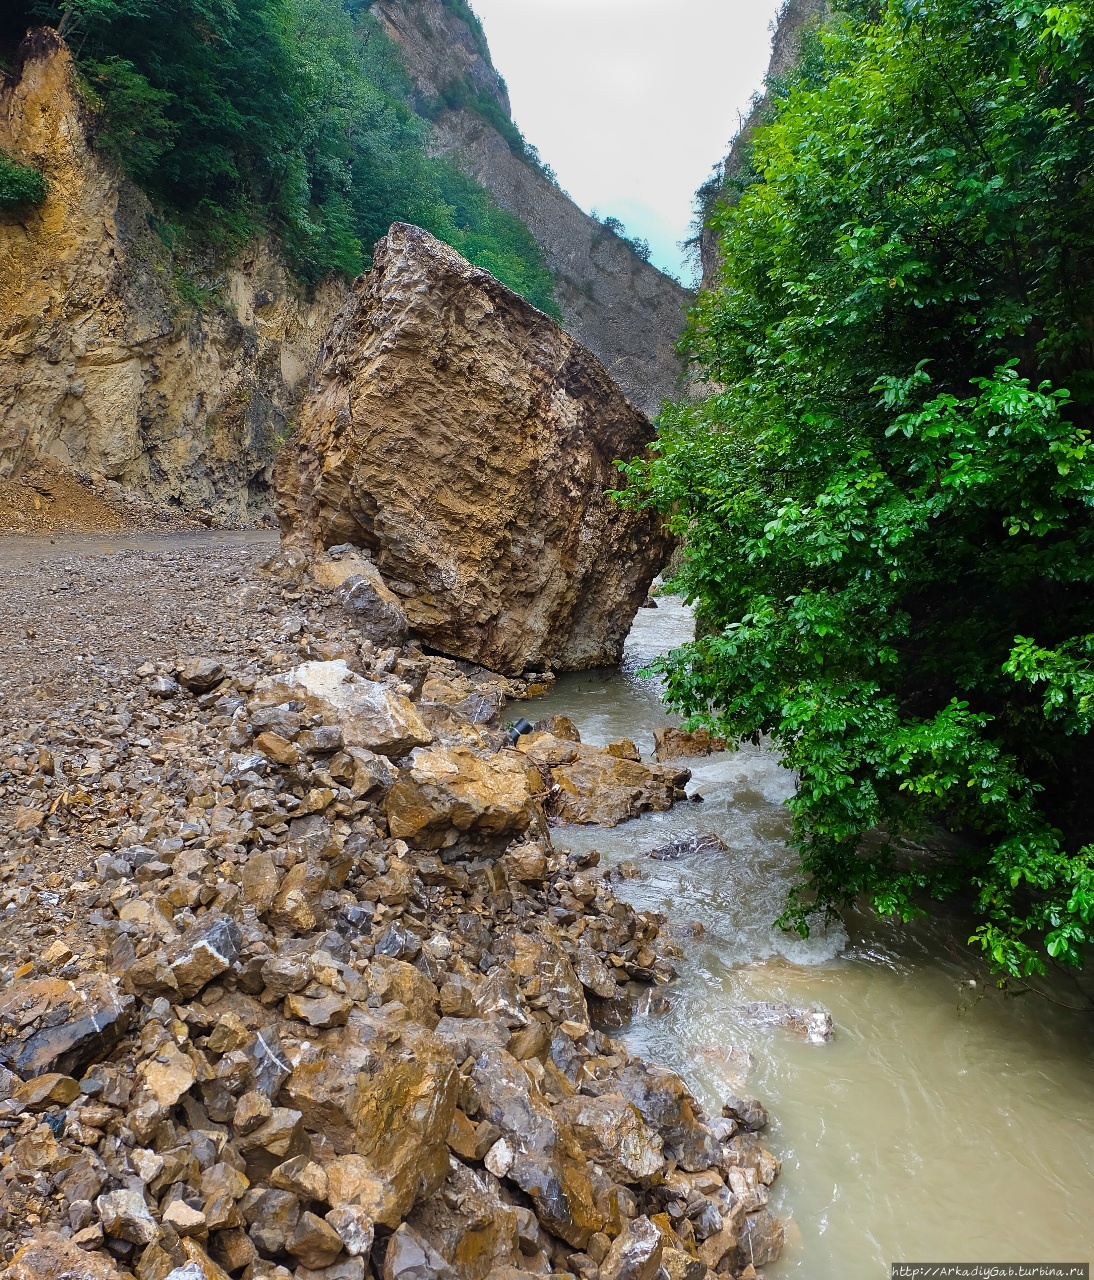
0,147,46,208
620,0,1094,976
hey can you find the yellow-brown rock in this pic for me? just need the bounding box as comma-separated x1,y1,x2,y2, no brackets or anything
284,1012,458,1226
653,727,728,761
514,732,690,827
0,31,344,519
0,1231,123,1280
274,223,673,675
385,744,543,849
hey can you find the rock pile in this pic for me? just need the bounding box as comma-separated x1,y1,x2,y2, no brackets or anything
0,545,784,1280
273,224,674,677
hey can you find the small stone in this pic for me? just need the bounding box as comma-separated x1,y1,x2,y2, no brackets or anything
324,1206,375,1258
162,1199,208,1236
233,1090,273,1135
141,1044,197,1107
382,1223,455,1280
285,991,352,1028
41,940,74,967
722,1094,768,1132
270,1154,329,1202
72,1223,105,1251
483,1136,514,1178
254,730,300,766
176,658,226,694
97,1187,160,1245
287,1210,345,1269
14,1072,81,1110
598,1215,663,1280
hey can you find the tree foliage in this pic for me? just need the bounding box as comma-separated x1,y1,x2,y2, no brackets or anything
620,0,1094,975
0,146,47,208
5,0,558,310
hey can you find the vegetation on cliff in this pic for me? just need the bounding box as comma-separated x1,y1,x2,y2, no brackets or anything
0,145,47,208
622,0,1094,975
3,0,558,313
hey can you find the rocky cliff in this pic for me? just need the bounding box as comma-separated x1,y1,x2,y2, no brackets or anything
276,224,674,676
373,0,692,418
699,0,827,289
0,31,346,523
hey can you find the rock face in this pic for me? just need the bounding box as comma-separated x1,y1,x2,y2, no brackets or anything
372,0,691,417
0,30,344,520
275,223,674,675
698,0,827,289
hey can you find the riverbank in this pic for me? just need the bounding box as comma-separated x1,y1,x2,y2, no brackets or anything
0,534,783,1280
532,601,1094,1275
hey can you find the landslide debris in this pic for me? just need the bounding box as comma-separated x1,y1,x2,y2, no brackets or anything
0,538,783,1279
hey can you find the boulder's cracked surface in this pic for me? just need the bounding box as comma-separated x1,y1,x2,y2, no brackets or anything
275,224,673,676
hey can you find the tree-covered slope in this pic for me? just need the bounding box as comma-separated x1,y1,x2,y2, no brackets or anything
622,0,1094,975
1,0,558,314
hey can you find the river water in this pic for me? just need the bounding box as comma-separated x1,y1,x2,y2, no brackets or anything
530,597,1094,1274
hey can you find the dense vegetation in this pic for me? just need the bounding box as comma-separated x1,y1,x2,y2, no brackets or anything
622,0,1094,974
2,0,558,314
0,147,47,208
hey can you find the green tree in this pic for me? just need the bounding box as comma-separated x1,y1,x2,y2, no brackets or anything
5,0,558,305
621,0,1094,976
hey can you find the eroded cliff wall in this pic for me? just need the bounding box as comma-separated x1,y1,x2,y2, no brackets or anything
0,31,345,522
373,0,692,418
699,0,827,289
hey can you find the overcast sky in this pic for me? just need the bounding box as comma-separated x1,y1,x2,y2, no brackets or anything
468,0,785,283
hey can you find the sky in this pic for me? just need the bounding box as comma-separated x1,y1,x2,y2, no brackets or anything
468,0,785,283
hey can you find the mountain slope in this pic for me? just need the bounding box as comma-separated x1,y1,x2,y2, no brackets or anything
373,0,692,416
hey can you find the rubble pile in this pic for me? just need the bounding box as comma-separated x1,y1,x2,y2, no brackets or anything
0,547,784,1280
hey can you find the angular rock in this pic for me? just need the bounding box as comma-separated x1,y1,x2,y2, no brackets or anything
126,914,242,1000
96,1188,159,1245
288,1212,345,1269
336,566,410,647
382,1223,456,1280
274,223,673,676
255,661,431,757
324,1206,374,1258
470,1047,602,1248
176,659,226,694
0,1231,123,1279
385,745,542,849
615,1062,722,1173
598,1215,663,1280
0,975,135,1079
283,1012,458,1226
552,1093,664,1185
739,1001,834,1044
652,727,728,761
520,734,690,827
405,1158,521,1280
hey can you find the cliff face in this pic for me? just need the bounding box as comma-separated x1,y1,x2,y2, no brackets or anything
373,0,692,418
699,0,827,289
0,31,345,522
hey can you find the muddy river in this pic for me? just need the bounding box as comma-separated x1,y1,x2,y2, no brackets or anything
531,596,1094,1274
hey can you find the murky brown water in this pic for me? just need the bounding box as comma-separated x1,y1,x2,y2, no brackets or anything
532,597,1094,1273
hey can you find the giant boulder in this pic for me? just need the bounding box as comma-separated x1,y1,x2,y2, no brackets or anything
274,223,673,676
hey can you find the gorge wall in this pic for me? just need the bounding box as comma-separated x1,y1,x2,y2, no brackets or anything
0,31,346,524
698,0,827,289
373,0,692,418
